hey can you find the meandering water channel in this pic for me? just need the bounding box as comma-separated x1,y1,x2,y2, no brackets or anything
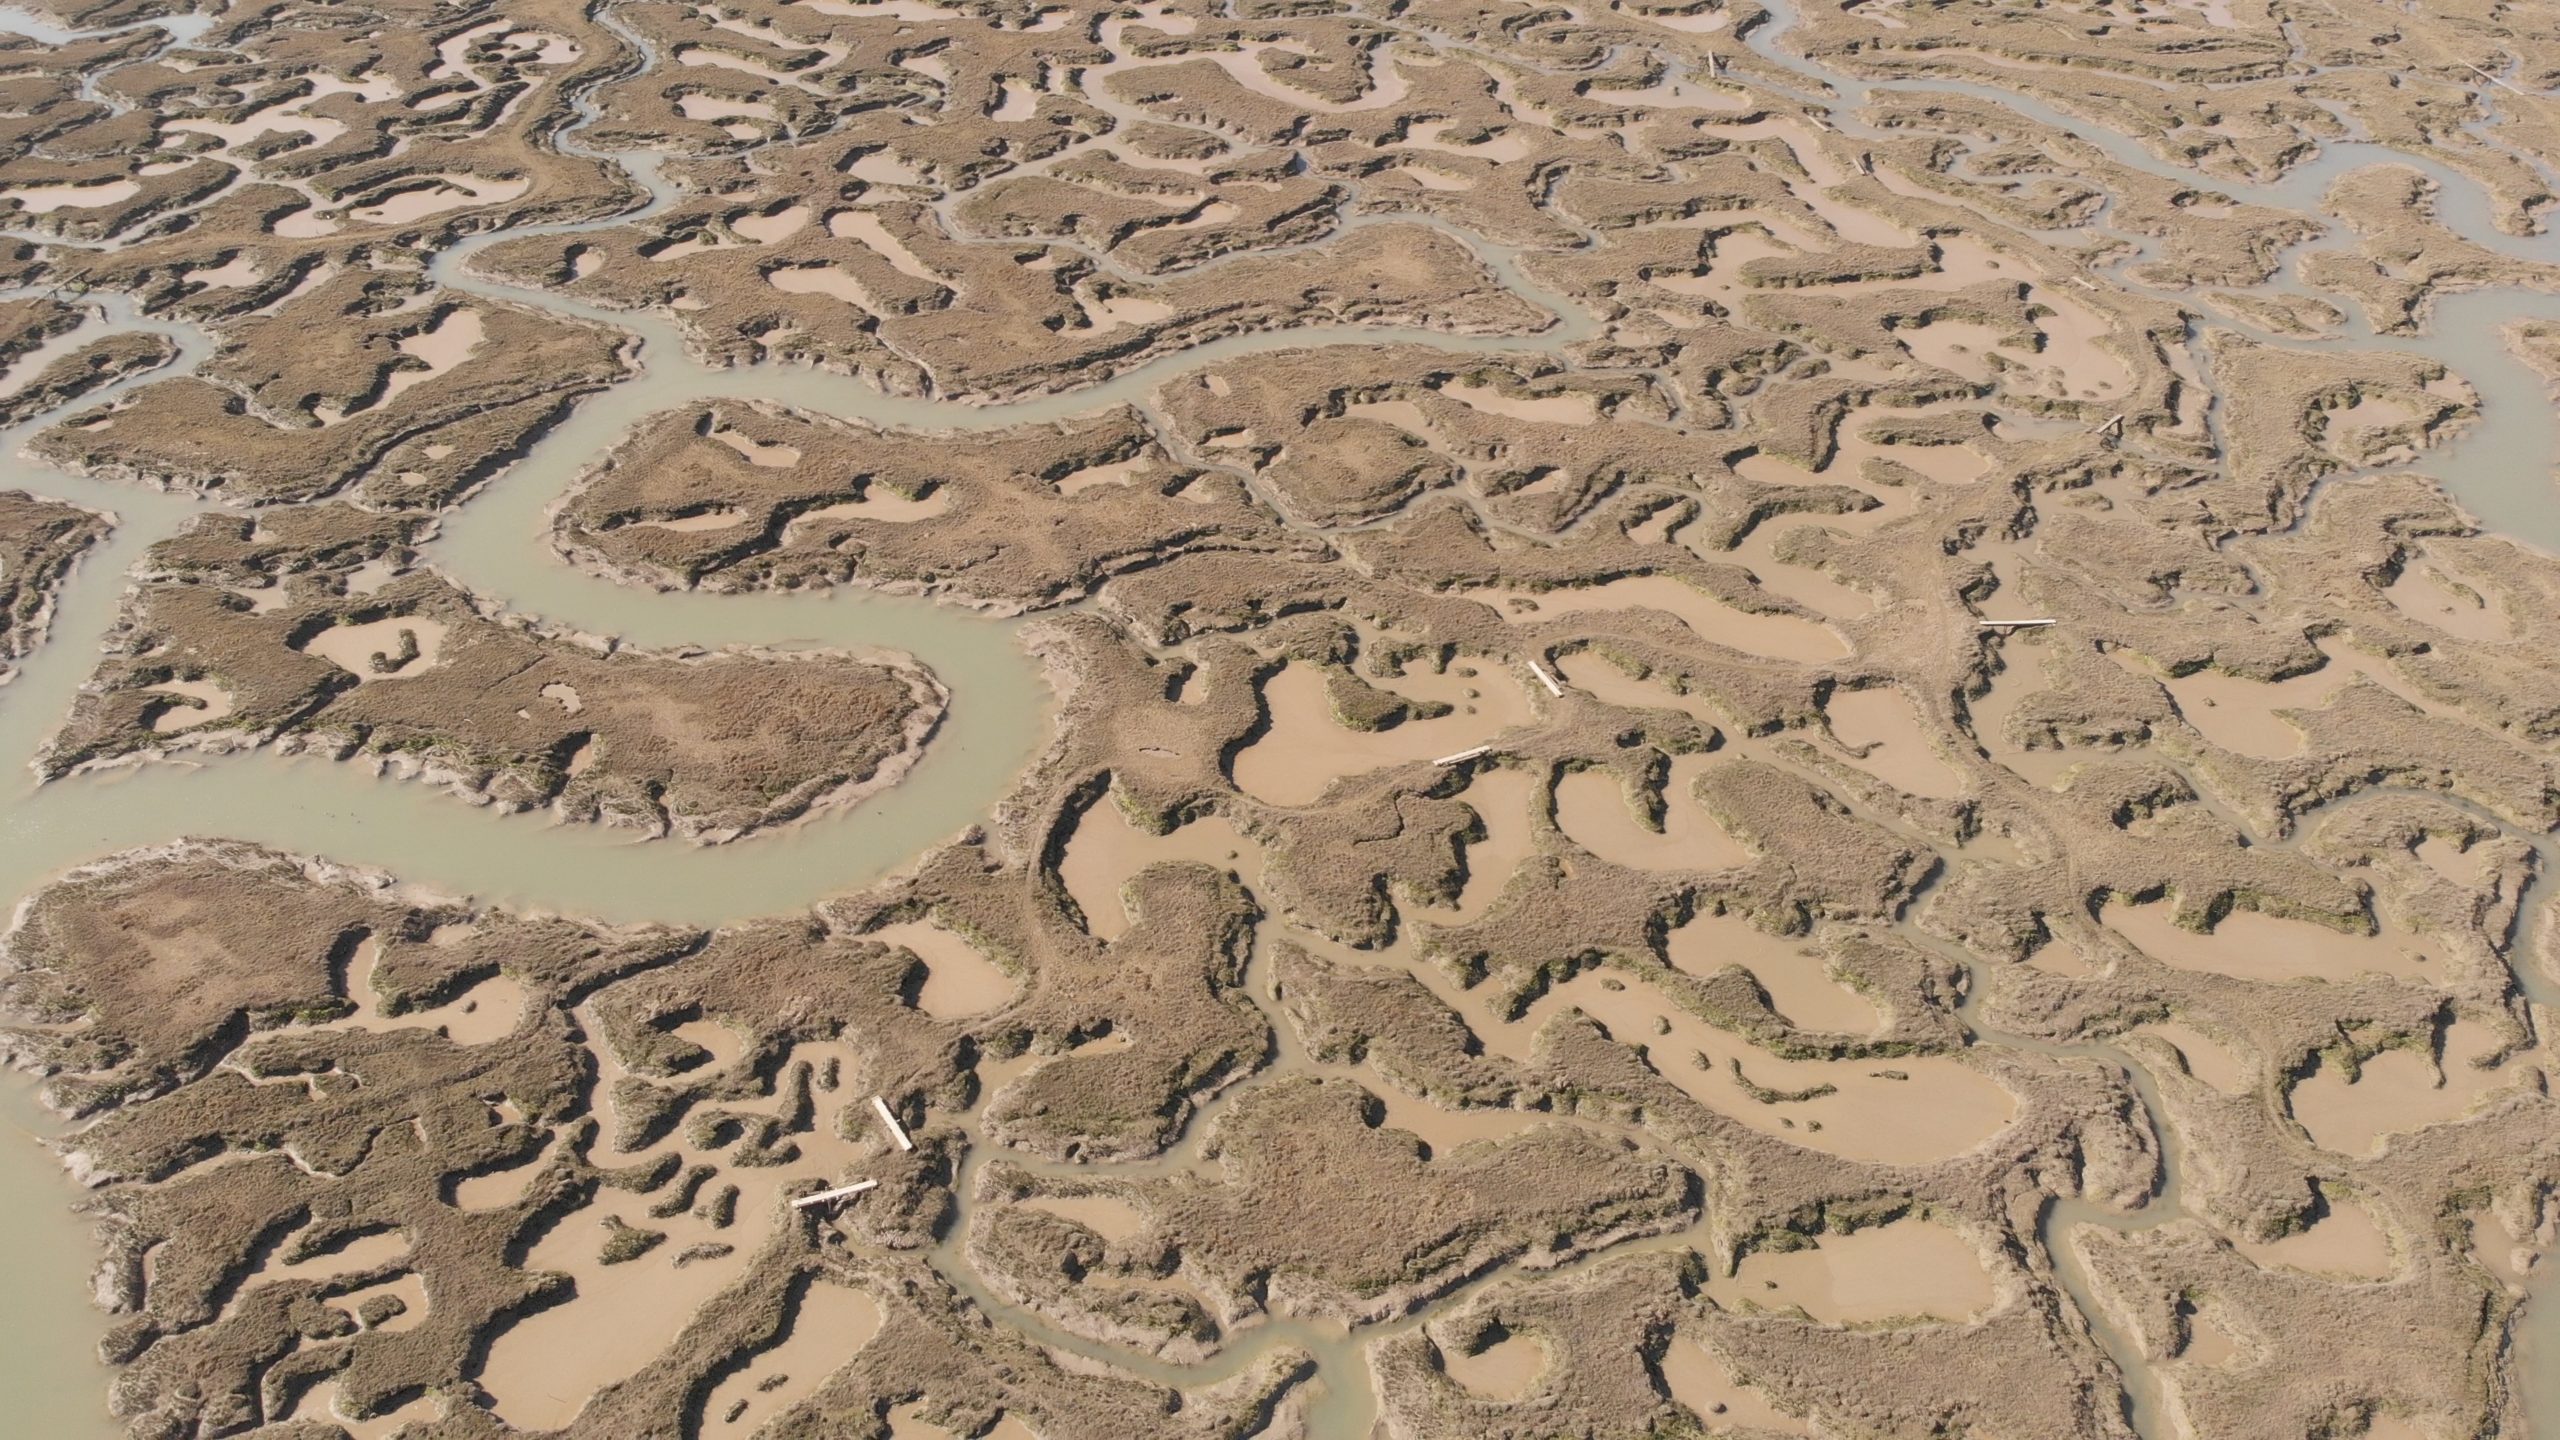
5,0,2560,1433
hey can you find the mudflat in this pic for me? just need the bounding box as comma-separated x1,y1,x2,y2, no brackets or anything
3,0,2560,1437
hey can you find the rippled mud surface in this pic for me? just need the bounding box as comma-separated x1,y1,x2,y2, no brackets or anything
7,0,2560,1436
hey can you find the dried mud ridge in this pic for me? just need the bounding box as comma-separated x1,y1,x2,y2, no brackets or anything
5,0,2560,1437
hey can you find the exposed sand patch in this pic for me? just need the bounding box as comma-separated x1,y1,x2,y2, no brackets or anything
330,1271,429,1332
380,309,483,404
1,179,140,213
509,29,579,64
165,96,349,151
450,1137,555,1211
668,1017,745,1072
1440,1330,1549,1399
284,1382,441,1439
2124,655,2352,759
768,265,879,309
991,79,1040,121
1230,659,1531,808
1437,378,1598,425
710,427,801,467
365,972,527,1046
648,230,741,263
1901,318,2027,383
1988,413,2085,445
1658,1336,1813,1434
779,491,953,540
2179,1299,2244,1368
2323,394,2425,463
266,1227,410,1284
1501,970,2016,1164
1055,456,1157,495
1552,756,1751,872
322,938,528,1045
1392,163,1475,192
1189,43,1413,112
1401,120,1535,162
1473,576,1849,661
2290,1020,2532,1156
144,678,234,733
2467,1204,2539,1293
186,255,263,289
1151,200,1243,235
2102,898,2435,983
1056,789,1257,941
2384,554,2513,643
345,174,529,224
1710,1217,1996,1324
1824,685,1963,797
1553,652,1720,721
1726,523,1877,619
274,202,343,239
1795,181,1912,248
2026,291,2133,400
1667,910,1883,1036
1732,438,1971,513
2414,834,2481,886
731,206,809,244
1651,229,1795,301
1626,503,1685,548
847,149,928,186
1079,291,1175,332
2138,1019,2251,1093
2308,639,2482,728
1862,436,1991,487
1343,397,1444,448
678,94,778,123
343,559,402,597
1023,1193,1148,1242
1377,1089,1540,1153
868,917,1018,1017
2017,937,2099,978
2235,1192,2398,1281
827,209,944,281
696,1282,883,1436
297,616,448,681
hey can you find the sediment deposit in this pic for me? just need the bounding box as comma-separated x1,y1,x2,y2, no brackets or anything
4,0,2560,1436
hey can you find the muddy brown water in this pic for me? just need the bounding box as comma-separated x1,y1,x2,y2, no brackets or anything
0,16,1601,1430
6,0,2560,1433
